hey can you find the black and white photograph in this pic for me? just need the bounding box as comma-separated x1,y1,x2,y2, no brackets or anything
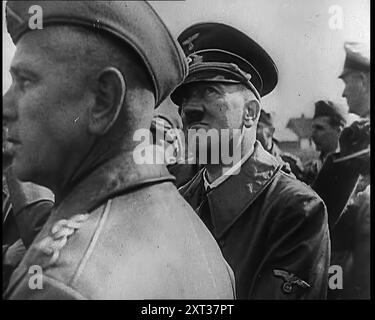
2,0,370,306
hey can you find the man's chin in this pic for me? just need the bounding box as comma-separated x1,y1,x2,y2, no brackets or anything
2,154,13,171
347,101,363,116
11,160,34,183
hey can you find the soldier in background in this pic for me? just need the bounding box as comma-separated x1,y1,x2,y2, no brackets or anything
151,97,201,187
257,109,305,181
312,42,370,299
340,42,370,119
256,109,281,157
304,100,347,184
3,125,54,292
313,42,370,223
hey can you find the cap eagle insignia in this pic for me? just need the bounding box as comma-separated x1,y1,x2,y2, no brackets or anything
182,32,200,52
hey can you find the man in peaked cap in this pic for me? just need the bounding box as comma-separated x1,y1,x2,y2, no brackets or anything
3,1,235,299
312,42,370,299
339,42,370,118
172,22,330,299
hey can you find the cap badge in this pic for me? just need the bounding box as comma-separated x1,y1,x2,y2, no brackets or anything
182,32,200,52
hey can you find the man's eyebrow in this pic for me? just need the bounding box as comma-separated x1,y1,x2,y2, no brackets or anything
203,83,226,92
9,65,38,77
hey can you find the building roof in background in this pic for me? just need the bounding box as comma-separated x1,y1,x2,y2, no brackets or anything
274,127,299,142
286,115,313,139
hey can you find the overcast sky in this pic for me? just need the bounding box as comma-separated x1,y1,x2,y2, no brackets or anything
2,0,370,138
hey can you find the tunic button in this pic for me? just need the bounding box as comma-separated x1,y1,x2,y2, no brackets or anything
219,240,225,247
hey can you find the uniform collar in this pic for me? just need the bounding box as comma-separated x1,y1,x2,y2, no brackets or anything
183,141,283,239
203,145,254,191
52,150,175,220
3,150,175,296
320,145,341,163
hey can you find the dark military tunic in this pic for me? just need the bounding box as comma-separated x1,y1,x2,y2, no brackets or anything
3,176,54,292
265,141,305,182
329,184,370,299
180,141,331,299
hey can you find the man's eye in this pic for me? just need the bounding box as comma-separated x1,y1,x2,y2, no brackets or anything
17,76,32,90
11,72,33,90
204,86,218,95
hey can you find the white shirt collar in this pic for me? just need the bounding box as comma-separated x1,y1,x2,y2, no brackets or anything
203,146,254,191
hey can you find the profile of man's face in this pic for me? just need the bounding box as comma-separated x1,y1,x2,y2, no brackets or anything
2,125,13,170
311,116,340,154
3,28,92,186
341,72,366,115
256,122,274,151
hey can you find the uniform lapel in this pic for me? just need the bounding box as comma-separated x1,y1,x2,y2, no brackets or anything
207,142,282,239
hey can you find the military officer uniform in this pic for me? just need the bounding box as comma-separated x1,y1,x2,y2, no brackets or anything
172,23,331,299
4,1,235,300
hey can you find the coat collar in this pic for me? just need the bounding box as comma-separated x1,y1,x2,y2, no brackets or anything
51,150,175,221
182,141,283,239
4,150,175,297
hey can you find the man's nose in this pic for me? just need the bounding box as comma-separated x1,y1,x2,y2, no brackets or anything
3,89,17,122
181,99,205,124
341,88,347,98
183,101,204,114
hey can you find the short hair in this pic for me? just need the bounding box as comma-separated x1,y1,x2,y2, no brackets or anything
42,25,154,93
328,116,345,128
35,25,156,137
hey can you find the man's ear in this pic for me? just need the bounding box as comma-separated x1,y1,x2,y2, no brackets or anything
243,100,260,128
359,72,370,92
89,67,126,135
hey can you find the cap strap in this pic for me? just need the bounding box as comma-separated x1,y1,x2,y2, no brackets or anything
189,62,261,100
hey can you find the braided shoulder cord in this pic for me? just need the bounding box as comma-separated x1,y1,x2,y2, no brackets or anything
36,214,89,267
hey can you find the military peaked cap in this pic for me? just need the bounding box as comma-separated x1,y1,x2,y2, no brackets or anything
339,41,370,78
171,22,278,105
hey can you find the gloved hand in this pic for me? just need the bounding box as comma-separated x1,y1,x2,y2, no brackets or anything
3,239,26,267
337,119,370,175
3,239,27,292
339,119,370,156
